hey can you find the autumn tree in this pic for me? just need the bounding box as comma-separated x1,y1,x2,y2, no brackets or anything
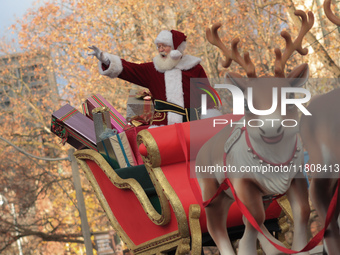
0,41,110,254
288,0,340,96
1,0,340,254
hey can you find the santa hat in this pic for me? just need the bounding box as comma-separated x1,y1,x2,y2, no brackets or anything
154,30,187,60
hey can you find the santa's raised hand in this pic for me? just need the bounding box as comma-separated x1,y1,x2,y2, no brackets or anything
88,45,110,65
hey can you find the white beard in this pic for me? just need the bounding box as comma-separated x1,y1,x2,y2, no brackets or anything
153,54,181,72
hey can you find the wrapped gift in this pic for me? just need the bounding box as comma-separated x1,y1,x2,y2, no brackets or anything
126,90,154,120
92,106,137,168
106,132,137,168
51,104,97,151
93,107,120,169
92,107,112,142
85,94,127,133
81,102,90,118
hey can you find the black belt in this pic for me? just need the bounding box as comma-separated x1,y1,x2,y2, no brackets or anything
154,99,200,122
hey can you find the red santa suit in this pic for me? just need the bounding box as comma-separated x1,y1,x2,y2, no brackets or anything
98,30,219,126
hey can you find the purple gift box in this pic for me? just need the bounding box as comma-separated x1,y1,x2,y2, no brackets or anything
51,104,97,151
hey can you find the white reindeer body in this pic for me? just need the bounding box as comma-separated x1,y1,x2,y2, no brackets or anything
197,9,314,255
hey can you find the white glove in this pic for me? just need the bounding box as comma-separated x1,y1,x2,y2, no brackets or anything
88,45,110,65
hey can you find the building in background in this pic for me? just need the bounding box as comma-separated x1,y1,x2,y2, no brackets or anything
0,51,58,110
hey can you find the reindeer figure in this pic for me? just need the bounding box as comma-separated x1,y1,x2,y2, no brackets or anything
196,10,314,255
300,1,340,254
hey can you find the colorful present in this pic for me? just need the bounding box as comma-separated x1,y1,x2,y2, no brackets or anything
51,104,97,151
92,106,137,168
126,90,154,120
92,106,112,142
106,132,137,168
125,113,153,130
92,107,120,169
85,94,127,133
81,102,90,118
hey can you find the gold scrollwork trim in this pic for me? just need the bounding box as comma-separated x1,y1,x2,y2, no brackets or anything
144,164,190,239
133,231,183,254
176,237,191,255
75,154,134,249
277,211,292,248
74,149,170,226
74,150,195,254
132,230,187,254
278,213,290,234
137,130,161,168
151,114,166,124
154,109,185,115
276,195,293,223
276,195,293,248
189,204,202,255
154,99,185,114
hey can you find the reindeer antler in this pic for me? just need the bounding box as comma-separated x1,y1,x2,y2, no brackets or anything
274,10,314,77
324,0,340,26
206,23,257,78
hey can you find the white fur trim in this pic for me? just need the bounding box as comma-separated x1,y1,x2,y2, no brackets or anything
99,53,123,78
176,41,186,53
200,108,222,119
154,30,173,48
148,125,165,129
168,112,182,125
164,69,184,125
175,55,201,70
170,50,182,60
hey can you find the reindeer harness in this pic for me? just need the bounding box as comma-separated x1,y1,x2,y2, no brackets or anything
202,123,300,208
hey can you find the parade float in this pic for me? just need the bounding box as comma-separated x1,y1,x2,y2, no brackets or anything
51,97,288,254
50,2,340,254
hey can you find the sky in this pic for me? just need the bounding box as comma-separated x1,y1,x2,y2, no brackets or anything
0,0,38,37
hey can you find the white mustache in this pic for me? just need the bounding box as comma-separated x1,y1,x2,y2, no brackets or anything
160,52,167,57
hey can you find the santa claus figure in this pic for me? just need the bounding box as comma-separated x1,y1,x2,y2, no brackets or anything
89,30,220,126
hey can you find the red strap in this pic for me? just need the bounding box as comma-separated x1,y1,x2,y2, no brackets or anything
226,177,339,253
176,122,339,253
202,153,230,207
202,181,229,207
244,128,298,166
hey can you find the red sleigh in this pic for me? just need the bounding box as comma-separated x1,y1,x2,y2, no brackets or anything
74,115,291,254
